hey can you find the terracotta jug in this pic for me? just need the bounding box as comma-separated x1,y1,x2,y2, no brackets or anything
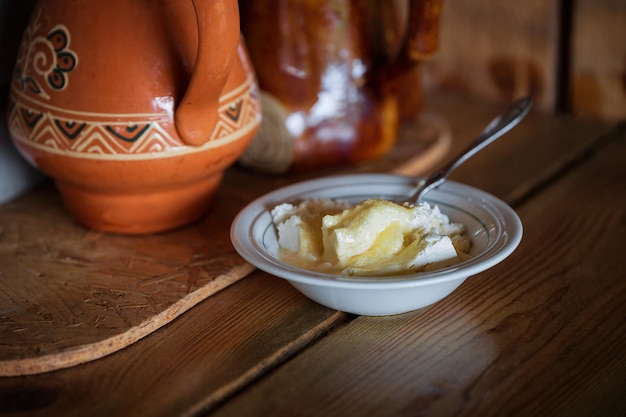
238,0,441,173
7,0,260,234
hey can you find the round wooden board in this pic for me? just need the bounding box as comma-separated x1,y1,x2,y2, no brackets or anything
0,113,450,376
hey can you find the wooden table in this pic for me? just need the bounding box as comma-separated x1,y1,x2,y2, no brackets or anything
1,93,624,416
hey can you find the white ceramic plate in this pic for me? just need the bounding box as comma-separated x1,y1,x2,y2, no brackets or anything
230,173,522,316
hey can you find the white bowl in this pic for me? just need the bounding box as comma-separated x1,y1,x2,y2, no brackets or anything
230,173,522,316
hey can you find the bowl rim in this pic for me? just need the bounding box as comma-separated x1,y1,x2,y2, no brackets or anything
230,173,522,290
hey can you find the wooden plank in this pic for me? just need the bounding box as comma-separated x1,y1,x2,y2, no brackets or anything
0,95,614,416
436,96,614,203
570,0,626,120
421,0,561,112
0,272,347,417
405,93,612,204
206,117,626,417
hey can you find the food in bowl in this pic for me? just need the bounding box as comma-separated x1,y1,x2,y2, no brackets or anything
271,198,471,276
230,174,523,315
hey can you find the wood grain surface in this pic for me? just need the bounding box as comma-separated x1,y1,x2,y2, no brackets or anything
0,112,448,377
570,0,626,120
0,94,622,417
211,117,626,417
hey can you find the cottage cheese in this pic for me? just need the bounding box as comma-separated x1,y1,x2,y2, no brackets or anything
271,198,470,276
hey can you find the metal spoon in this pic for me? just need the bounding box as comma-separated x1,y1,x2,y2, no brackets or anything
406,96,533,205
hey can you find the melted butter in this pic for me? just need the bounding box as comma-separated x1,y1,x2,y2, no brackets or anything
272,198,470,276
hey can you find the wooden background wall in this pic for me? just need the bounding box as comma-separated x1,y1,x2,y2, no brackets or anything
570,0,626,119
422,0,626,120
1,0,624,120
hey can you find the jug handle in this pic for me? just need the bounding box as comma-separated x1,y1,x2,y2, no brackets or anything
376,0,442,86
403,0,442,63
175,0,240,146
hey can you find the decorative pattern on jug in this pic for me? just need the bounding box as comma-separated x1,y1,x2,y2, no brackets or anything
13,9,77,100
8,6,261,161
8,82,260,160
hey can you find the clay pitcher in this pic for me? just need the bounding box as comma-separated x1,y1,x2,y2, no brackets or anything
7,0,260,234
238,0,441,173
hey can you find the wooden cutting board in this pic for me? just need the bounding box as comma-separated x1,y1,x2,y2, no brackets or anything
0,113,450,376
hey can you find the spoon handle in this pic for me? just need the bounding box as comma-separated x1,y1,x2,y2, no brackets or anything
407,96,533,204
